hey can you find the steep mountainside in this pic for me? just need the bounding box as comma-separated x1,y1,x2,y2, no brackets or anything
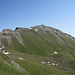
0,25,75,75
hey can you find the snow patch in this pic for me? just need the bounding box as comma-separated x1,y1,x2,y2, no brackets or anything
35,29,39,32
41,61,45,64
41,61,59,66
51,63,56,65
18,57,24,60
54,51,58,54
2,50,5,53
50,63,59,66
28,27,32,29
56,64,58,66
3,52,9,55
2,50,9,55
48,62,50,64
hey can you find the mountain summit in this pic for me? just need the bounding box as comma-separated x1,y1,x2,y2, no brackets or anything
0,25,75,75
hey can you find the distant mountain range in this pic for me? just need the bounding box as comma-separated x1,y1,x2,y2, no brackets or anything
0,25,75,75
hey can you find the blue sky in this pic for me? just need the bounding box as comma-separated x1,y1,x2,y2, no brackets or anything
0,0,75,36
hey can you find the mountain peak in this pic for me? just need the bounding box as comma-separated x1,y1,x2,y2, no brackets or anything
0,25,75,75
32,24,49,28
32,25,59,33
32,24,51,30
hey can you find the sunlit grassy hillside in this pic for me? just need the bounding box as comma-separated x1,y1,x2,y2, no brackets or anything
0,25,75,75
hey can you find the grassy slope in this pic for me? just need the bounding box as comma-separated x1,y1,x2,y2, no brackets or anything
1,28,75,75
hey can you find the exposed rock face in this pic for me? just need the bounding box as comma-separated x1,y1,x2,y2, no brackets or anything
2,29,11,36
0,37,3,47
0,29,12,45
0,28,24,46
32,25,75,41
32,25,64,36
11,61,24,72
11,30,24,46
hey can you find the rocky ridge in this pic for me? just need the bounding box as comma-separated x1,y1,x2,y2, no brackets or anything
0,25,75,46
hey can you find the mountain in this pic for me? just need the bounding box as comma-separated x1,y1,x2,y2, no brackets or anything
0,25,75,75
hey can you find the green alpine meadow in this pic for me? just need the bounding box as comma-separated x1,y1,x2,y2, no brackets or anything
0,25,75,75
